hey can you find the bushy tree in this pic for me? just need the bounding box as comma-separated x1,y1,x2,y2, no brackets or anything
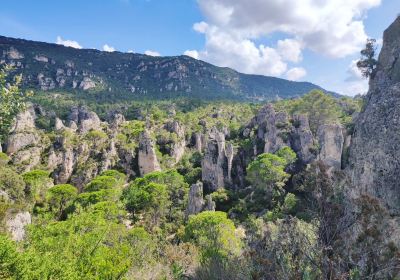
124,170,189,230
246,153,290,191
357,38,378,79
184,211,242,263
0,65,31,143
293,90,341,132
0,167,26,202
0,234,26,279
123,182,169,227
46,184,78,219
84,175,120,192
22,208,134,279
22,170,52,204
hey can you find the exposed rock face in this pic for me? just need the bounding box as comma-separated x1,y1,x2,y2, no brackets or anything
317,124,344,170
164,121,186,163
246,104,290,155
186,182,215,217
5,108,43,171
38,73,56,91
6,47,24,59
291,115,315,164
186,182,205,216
349,17,400,215
68,106,101,133
202,127,233,191
55,118,65,131
138,131,161,176
6,211,31,241
79,77,96,90
193,132,205,152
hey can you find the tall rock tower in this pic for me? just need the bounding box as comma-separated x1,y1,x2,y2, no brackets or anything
349,16,400,215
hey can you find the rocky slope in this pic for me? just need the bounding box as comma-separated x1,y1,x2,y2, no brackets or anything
0,35,333,101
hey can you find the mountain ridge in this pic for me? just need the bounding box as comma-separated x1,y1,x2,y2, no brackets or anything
0,35,336,101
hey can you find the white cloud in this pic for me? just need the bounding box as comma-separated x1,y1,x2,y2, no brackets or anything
127,50,135,53
184,50,199,59
286,67,307,81
144,50,161,57
56,36,82,49
103,44,116,52
193,21,209,33
346,60,364,81
190,0,381,78
343,59,369,96
277,39,303,63
197,0,380,57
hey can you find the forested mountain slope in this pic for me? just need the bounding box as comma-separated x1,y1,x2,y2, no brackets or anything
0,35,332,102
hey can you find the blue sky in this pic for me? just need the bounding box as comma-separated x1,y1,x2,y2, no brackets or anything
0,0,398,96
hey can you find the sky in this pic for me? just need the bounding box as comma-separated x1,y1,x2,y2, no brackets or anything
0,0,398,96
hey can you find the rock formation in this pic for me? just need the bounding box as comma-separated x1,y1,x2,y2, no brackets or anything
5,107,43,171
290,115,315,164
348,17,400,215
164,121,186,163
68,106,101,133
186,181,215,217
6,211,31,241
317,124,344,171
202,127,233,191
138,130,161,176
186,182,205,216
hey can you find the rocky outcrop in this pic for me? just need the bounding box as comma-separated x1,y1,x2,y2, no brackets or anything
5,107,43,171
290,115,315,164
164,121,186,163
202,127,233,191
186,182,205,216
68,106,101,133
6,211,31,241
138,131,161,176
317,124,344,171
79,77,96,90
246,104,291,155
348,17,400,215
186,182,215,217
193,132,205,152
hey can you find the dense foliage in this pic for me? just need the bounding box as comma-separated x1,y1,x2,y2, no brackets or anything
2,83,392,279
0,65,31,142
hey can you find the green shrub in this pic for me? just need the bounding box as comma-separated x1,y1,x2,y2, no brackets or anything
84,175,119,192
184,211,242,263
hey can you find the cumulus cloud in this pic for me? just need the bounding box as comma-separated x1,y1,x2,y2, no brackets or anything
286,67,307,81
193,26,287,76
191,0,381,78
343,59,369,96
144,50,161,57
184,50,199,59
103,44,116,52
277,39,303,63
56,36,82,49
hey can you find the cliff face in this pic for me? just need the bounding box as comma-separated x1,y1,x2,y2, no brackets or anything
348,17,400,215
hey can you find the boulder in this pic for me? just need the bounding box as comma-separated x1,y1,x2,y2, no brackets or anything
6,211,31,241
